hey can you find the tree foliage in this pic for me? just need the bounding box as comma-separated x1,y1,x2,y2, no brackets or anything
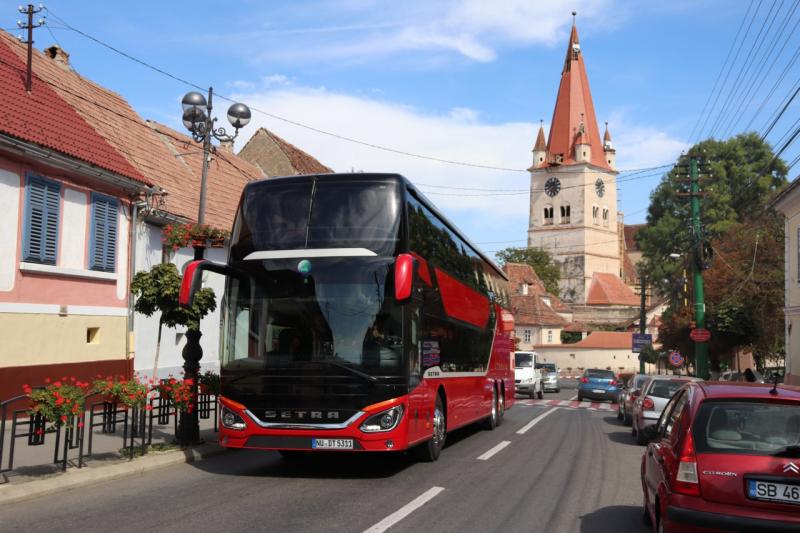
130,263,216,331
494,247,561,295
639,133,788,370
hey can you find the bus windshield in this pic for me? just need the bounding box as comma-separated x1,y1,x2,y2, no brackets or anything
221,257,405,379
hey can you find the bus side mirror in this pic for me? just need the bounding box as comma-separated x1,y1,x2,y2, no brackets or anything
394,253,415,301
179,260,246,307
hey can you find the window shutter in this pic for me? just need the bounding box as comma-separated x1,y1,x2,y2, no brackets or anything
90,194,118,272
23,175,60,264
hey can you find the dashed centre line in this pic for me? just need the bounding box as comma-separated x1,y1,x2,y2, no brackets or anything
363,486,445,533
517,407,559,435
477,440,511,461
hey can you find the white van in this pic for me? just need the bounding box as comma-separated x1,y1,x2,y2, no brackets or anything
514,351,543,399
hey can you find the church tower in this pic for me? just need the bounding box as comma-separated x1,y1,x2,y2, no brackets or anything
527,16,620,303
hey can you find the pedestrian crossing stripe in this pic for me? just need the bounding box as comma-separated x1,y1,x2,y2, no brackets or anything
517,399,616,412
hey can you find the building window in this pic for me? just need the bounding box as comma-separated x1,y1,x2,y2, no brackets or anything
543,205,554,225
89,193,119,272
602,207,609,227
560,204,571,224
524,329,531,343
23,174,61,265
592,205,599,225
547,330,553,343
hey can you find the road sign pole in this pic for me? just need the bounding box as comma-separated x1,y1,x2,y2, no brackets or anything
690,155,709,379
639,273,647,374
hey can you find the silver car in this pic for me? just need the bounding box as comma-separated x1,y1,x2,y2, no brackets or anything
542,371,560,393
631,375,703,445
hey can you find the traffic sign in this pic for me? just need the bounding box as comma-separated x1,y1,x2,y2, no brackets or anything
669,351,684,367
632,333,653,353
690,328,711,343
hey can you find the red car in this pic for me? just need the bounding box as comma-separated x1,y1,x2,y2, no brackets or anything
641,381,800,532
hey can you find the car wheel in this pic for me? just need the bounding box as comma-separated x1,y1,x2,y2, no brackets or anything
577,392,583,402
413,394,446,462
484,385,498,430
555,388,560,393
623,408,631,426
636,425,648,446
642,502,652,526
529,385,536,399
537,384,544,399
617,403,623,420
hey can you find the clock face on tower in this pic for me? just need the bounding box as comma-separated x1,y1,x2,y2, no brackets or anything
544,177,561,197
595,178,605,197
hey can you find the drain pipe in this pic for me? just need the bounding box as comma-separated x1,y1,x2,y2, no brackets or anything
126,197,148,376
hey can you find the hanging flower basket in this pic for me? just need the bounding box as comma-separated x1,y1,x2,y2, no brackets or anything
162,223,229,250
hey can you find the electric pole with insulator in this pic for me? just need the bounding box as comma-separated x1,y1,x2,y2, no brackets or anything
16,4,45,93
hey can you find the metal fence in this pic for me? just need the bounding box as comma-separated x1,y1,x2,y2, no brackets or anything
0,389,218,483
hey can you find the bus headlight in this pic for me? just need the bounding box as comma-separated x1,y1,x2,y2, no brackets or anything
221,406,246,430
360,405,404,433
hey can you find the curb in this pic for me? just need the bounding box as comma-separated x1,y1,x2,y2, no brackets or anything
0,443,226,506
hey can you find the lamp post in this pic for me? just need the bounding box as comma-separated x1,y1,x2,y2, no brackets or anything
176,87,250,445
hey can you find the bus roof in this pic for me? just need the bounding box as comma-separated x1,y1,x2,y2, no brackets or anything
244,173,508,281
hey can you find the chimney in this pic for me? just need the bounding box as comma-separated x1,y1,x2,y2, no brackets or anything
218,139,234,152
45,45,70,69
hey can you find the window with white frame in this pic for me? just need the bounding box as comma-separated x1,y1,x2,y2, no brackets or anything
524,329,531,343
547,330,553,343
89,193,119,272
560,204,571,224
543,205,554,225
23,174,61,265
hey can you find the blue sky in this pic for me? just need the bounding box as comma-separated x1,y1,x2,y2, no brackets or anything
4,0,794,254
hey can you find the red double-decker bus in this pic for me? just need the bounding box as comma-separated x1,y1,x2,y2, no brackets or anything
180,173,515,461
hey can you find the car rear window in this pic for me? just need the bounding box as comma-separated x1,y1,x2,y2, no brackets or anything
693,401,800,456
586,369,614,378
648,380,688,399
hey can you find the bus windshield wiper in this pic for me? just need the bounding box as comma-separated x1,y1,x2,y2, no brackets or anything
313,358,378,383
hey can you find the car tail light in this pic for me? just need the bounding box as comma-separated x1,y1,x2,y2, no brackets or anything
610,379,617,386
580,377,589,384
630,390,640,399
642,396,655,410
673,430,701,496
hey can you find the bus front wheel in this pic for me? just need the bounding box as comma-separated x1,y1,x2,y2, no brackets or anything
412,394,446,462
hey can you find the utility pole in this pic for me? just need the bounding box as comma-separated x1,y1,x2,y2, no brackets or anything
690,154,709,379
17,4,45,93
639,273,647,374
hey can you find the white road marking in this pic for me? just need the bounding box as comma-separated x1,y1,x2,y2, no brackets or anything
557,400,571,406
363,486,445,533
569,395,578,400
579,401,591,408
517,407,559,435
477,440,512,461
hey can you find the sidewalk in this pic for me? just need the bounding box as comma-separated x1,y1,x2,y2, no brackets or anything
0,415,225,505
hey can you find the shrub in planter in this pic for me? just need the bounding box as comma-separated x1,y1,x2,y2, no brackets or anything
25,378,90,428
92,375,153,410
198,370,220,396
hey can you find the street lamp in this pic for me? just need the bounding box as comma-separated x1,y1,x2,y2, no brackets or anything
176,87,250,445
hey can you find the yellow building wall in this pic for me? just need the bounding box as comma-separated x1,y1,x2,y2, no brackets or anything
0,313,126,367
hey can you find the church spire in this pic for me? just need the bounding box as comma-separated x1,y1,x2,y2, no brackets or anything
533,121,547,151
545,13,610,170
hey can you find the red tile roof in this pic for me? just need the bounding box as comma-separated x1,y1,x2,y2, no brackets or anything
563,321,591,333
624,224,644,251
533,124,547,151
0,33,148,185
622,252,638,285
504,262,547,293
568,331,633,349
239,127,333,176
543,23,611,170
511,294,566,327
586,272,639,306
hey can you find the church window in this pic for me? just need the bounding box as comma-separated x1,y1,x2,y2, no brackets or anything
592,205,599,225
543,205,554,225
602,207,609,227
560,204,571,224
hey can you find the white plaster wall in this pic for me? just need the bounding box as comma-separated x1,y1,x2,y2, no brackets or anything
534,346,643,374
60,188,87,270
116,206,129,300
132,222,223,379
0,169,20,292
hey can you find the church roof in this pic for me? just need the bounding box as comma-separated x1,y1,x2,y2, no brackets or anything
586,272,640,306
533,123,547,152
543,21,611,170
624,224,645,251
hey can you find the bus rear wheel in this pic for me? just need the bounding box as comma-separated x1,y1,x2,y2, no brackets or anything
412,394,446,462
483,384,499,430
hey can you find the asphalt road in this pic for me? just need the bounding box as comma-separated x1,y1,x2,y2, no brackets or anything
0,385,649,533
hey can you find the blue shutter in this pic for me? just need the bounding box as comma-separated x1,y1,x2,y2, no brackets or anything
23,175,60,265
89,193,118,272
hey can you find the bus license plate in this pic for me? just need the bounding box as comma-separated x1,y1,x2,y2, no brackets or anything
312,438,353,450
748,480,800,505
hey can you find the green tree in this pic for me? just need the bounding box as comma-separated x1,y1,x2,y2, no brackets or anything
495,247,561,295
130,263,217,378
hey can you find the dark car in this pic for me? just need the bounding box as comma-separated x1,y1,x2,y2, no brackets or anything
577,368,620,403
617,374,649,425
640,382,800,532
